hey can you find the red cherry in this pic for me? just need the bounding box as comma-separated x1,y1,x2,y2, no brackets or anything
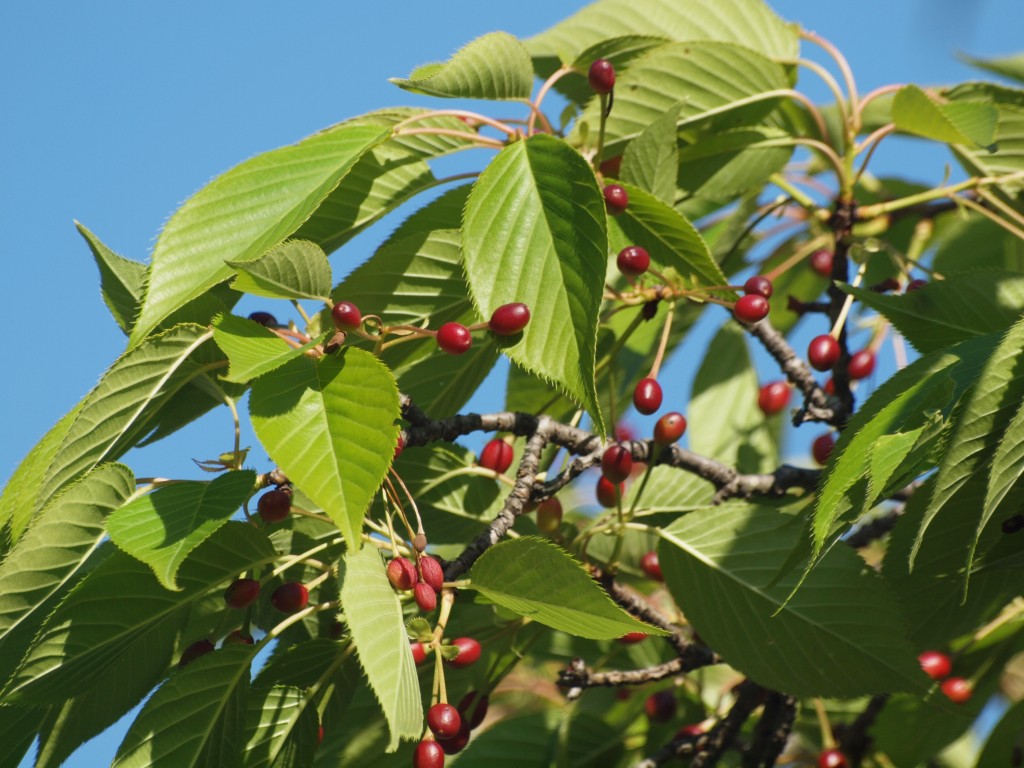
535,498,563,533
224,578,260,609
734,294,769,324
743,275,773,298
479,438,514,474
394,434,405,460
457,691,489,729
489,303,531,336
601,445,634,483
271,582,309,613
588,58,616,94
447,637,481,669
413,739,445,768
439,722,470,755
645,690,678,723
178,639,215,667
386,557,418,591
676,723,706,738
758,381,790,416
654,412,686,445
436,322,472,354
918,650,952,680
414,582,437,613
428,703,462,740
596,476,623,508
317,724,324,746
808,335,840,371
617,246,650,277
330,301,362,331
418,555,445,593
633,377,663,415
618,632,647,644
248,311,277,327
847,349,876,380
824,378,835,395
640,550,663,581
411,642,428,666
257,488,292,523
810,249,833,277
599,155,623,177
603,184,629,215
817,748,849,768
906,278,928,292
940,676,972,704
812,433,836,465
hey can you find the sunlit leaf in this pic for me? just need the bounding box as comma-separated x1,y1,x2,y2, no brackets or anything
228,239,333,301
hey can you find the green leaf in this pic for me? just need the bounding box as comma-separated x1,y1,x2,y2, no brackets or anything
37,325,220,518
812,335,992,558
112,644,255,768
526,0,798,69
620,105,680,204
468,537,667,639
293,110,474,255
0,464,134,688
1,405,81,543
659,504,926,697
960,51,1024,84
975,698,1024,767
129,123,389,346
916,316,1024,577
244,685,318,768
390,31,534,100
842,271,1024,352
676,127,794,202
0,705,44,768
892,84,997,147
607,182,729,292
340,547,421,752
688,323,777,473
228,239,332,301
77,221,145,334
3,522,274,704
933,215,1024,274
107,470,256,590
570,42,789,157
983,394,1024,525
213,314,322,385
463,134,608,432
946,82,1024,197
249,348,399,549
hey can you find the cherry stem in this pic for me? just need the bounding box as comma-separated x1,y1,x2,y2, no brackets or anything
800,29,859,131
763,233,831,284
813,698,837,750
856,84,904,127
529,65,574,135
647,301,676,381
391,108,515,136
829,259,868,339
594,92,610,170
793,58,846,140
853,123,896,184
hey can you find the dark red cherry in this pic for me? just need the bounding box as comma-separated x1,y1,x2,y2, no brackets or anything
633,377,663,415
436,322,472,354
808,335,840,371
847,349,876,380
489,303,531,335
603,184,629,215
758,381,790,416
743,275,773,298
331,301,362,331
617,246,650,277
588,59,616,94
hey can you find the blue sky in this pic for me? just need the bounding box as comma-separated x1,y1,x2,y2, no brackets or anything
2,1,1023,765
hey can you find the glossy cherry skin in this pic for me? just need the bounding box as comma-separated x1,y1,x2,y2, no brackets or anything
179,639,215,667
812,433,836,465
386,557,418,591
331,301,362,331
414,582,437,613
271,582,309,613
447,637,481,669
617,246,650,277
817,749,849,768
596,476,623,508
808,335,841,371
654,412,686,445
418,555,444,593
810,249,833,277
458,691,489,729
734,294,769,324
489,303,531,335
758,381,790,416
618,632,647,644
918,650,952,680
640,550,663,581
588,58,616,93
257,488,292,523
224,578,260,609
847,349,876,380
633,377,663,415
436,322,472,354
603,184,629,215
743,275,773,298
601,445,634,483
940,676,973,704
248,311,277,327
411,642,428,666
479,438,514,474
428,703,462,740
535,498,563,533
413,738,445,768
